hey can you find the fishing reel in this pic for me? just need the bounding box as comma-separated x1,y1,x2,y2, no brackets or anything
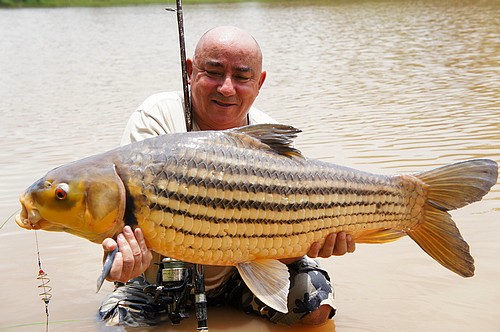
143,258,208,330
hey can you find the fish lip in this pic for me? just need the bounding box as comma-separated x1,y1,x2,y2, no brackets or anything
15,204,31,229
15,195,42,230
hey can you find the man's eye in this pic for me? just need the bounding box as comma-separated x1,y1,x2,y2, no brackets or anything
236,76,251,82
206,71,223,77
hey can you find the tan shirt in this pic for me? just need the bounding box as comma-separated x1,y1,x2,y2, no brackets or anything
121,91,277,290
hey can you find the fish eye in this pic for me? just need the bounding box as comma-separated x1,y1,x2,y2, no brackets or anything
54,183,69,200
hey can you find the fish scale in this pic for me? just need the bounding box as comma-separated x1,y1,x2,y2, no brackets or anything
15,124,498,313
123,134,421,266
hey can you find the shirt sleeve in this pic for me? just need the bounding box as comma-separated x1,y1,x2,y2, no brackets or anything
248,106,278,125
121,92,188,145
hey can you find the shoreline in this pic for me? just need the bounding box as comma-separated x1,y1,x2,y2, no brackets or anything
0,0,292,8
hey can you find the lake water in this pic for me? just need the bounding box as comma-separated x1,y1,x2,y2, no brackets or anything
0,1,498,331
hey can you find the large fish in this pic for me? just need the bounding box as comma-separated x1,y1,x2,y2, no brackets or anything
15,124,498,313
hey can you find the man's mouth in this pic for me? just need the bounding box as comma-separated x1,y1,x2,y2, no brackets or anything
212,99,237,108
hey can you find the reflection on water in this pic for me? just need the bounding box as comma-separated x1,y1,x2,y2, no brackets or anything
0,1,498,331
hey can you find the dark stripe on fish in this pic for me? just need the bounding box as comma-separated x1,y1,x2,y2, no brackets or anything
123,183,138,229
155,212,401,238
149,202,404,227
146,183,403,213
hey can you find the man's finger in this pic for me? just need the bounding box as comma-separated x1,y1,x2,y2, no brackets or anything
318,232,337,258
346,234,356,253
117,233,134,280
102,238,117,254
123,226,141,255
307,242,322,258
134,228,152,265
332,232,348,256
107,251,124,282
134,228,148,254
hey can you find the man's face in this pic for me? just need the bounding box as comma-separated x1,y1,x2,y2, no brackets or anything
188,40,266,130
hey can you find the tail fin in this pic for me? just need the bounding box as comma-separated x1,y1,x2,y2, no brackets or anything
407,159,498,277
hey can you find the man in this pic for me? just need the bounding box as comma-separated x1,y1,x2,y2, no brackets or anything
99,26,355,327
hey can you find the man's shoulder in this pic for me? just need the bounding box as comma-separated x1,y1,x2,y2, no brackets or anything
121,91,186,144
139,91,183,112
248,106,278,125
135,91,187,131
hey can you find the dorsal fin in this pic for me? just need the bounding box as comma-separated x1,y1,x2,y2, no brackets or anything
232,124,304,158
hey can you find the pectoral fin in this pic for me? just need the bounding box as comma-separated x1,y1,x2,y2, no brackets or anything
236,259,290,313
96,246,118,293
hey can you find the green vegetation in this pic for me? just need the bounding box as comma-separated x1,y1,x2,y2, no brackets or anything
0,0,282,8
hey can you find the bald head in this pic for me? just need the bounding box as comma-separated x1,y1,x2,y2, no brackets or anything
193,26,263,72
187,26,267,131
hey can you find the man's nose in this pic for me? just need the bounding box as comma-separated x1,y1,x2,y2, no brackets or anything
217,75,236,96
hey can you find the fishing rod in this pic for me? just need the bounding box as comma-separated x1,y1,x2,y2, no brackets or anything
167,0,192,131
163,2,208,331
100,3,205,329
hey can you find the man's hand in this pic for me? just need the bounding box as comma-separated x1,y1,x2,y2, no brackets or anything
308,231,355,258
102,226,152,283
280,231,355,265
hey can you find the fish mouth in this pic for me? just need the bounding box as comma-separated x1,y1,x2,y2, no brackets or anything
15,193,42,230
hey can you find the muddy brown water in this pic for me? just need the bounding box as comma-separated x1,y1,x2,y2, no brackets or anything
1,1,498,331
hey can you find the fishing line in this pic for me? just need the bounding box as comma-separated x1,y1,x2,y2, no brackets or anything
34,229,51,332
0,212,53,329
1,211,51,330
0,209,20,230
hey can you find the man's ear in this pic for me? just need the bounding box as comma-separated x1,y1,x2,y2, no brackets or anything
186,58,193,84
258,70,267,89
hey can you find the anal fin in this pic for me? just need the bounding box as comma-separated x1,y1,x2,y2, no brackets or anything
355,228,406,244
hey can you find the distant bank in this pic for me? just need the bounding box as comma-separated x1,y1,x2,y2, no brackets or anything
1,0,288,8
